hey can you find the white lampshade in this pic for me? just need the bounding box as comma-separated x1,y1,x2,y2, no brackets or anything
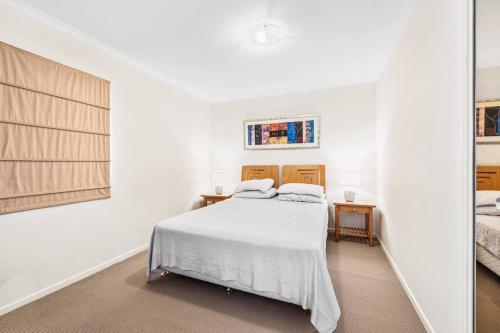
251,23,282,45
211,169,225,183
340,170,360,186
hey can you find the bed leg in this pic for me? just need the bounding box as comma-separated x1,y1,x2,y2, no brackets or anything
160,269,169,278
225,287,232,294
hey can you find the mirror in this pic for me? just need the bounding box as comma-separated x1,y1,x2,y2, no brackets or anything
475,0,500,332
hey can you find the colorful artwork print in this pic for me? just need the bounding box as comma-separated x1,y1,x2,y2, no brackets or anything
476,106,500,137
244,115,320,150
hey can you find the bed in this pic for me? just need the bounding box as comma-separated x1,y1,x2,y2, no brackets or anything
476,166,500,276
147,165,340,333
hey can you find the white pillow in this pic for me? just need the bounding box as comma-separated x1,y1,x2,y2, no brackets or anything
233,178,274,193
476,191,500,207
277,183,324,198
277,193,326,204
476,205,500,216
233,188,277,199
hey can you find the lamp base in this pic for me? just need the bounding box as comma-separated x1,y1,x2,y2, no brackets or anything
214,184,223,195
344,189,356,202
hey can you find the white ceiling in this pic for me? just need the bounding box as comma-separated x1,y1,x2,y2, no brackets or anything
477,0,500,68
17,0,415,102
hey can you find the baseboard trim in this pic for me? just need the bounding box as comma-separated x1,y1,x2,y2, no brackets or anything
0,243,149,316
378,237,435,333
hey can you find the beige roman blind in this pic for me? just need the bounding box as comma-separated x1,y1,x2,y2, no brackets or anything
0,41,110,214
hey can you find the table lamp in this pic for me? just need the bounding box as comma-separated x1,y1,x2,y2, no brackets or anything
212,169,225,195
340,170,360,202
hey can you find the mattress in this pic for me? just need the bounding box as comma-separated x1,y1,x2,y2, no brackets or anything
148,197,340,333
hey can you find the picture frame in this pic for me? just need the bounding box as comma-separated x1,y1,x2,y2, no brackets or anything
476,101,500,144
244,114,320,150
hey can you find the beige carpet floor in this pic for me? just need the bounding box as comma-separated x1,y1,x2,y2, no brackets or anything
476,262,500,333
0,236,425,333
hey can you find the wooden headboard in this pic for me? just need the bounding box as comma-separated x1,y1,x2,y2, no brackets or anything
477,166,500,190
281,165,326,190
241,165,279,188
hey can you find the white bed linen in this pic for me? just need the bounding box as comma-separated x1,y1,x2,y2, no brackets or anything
477,244,500,276
148,197,340,333
476,214,500,258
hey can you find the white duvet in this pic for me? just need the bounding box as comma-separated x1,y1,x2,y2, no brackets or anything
148,197,340,333
476,214,500,258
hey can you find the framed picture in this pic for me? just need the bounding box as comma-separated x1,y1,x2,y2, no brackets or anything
477,101,500,144
244,114,320,150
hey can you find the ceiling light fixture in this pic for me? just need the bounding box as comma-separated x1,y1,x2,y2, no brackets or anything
251,23,282,46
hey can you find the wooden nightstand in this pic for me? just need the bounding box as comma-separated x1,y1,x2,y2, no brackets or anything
333,202,376,246
201,194,231,207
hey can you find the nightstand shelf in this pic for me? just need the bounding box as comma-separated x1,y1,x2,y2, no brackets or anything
339,226,369,238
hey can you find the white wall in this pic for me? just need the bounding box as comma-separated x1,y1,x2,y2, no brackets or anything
376,0,470,332
477,144,500,165
476,66,500,101
0,2,211,312
476,0,500,67
476,66,500,165
211,83,377,228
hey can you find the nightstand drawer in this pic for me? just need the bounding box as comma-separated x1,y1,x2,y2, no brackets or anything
339,206,370,214
200,194,231,207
